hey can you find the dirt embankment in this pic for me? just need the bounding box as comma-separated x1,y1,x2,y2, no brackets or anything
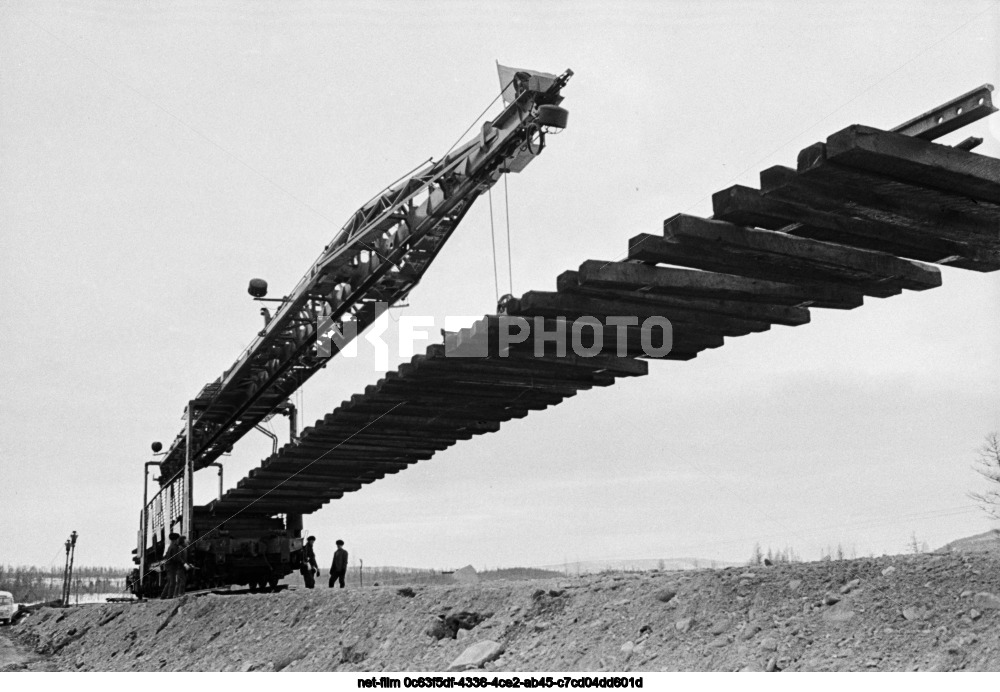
4,553,1000,672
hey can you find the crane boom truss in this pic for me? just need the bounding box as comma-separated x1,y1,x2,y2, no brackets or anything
156,67,573,483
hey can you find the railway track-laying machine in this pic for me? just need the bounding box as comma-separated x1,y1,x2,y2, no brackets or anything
129,66,572,596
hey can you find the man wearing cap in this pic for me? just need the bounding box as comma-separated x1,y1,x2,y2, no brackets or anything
301,536,319,589
329,539,348,589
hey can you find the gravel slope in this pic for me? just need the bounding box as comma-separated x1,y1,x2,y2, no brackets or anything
5,553,1000,672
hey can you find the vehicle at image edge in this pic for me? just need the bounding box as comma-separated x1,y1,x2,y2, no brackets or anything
0,591,15,624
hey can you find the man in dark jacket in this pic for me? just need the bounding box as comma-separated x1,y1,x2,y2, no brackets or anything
301,536,319,588
172,536,190,598
329,539,348,589
160,533,181,599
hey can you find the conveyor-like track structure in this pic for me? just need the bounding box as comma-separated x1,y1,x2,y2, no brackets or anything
205,86,999,520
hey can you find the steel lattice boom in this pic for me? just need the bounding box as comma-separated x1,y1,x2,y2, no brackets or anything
156,68,572,484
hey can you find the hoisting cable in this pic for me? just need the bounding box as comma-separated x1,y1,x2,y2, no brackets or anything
442,77,516,160
439,73,517,306
504,173,514,295
487,187,500,304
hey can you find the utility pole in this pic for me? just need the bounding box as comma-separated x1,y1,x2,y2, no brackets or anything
62,531,78,606
61,538,71,605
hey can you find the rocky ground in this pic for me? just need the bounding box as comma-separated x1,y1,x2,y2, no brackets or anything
0,629,56,671
3,552,999,672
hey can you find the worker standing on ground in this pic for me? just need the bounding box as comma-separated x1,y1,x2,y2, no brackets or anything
301,536,319,588
329,539,348,589
160,533,181,599
172,535,191,598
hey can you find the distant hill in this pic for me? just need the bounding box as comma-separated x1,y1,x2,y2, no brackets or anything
937,529,1000,554
538,557,741,575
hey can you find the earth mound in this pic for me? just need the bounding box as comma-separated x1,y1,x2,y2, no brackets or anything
5,552,1000,672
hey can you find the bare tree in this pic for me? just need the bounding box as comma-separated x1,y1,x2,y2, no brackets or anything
969,432,1000,520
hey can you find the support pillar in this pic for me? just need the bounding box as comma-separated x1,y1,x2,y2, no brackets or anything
139,462,160,600
185,401,195,544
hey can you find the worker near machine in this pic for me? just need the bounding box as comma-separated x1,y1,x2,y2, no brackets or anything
160,532,181,599
329,539,348,589
301,536,319,588
172,535,191,598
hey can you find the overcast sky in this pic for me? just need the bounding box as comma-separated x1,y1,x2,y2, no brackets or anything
2,1,998,573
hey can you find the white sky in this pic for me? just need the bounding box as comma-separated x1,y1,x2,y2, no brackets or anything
1,1,998,572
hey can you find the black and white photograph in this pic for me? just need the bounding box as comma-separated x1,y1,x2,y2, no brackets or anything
1,0,999,680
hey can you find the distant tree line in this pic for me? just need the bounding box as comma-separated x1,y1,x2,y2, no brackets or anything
0,565,129,603
748,544,804,565
480,567,563,581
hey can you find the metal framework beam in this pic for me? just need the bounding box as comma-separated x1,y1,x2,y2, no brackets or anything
891,84,995,140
